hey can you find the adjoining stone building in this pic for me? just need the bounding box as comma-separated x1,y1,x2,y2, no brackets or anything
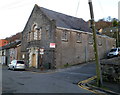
0,40,21,65
21,4,116,69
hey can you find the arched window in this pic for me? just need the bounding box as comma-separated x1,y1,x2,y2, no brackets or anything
28,23,42,41
32,23,38,40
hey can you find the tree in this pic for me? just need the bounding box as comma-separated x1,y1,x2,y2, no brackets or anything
95,21,112,30
112,20,118,27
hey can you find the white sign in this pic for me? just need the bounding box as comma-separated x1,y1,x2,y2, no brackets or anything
40,48,44,52
22,54,25,59
50,43,56,48
40,48,44,55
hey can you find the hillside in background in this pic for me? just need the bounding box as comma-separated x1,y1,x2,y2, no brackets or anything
5,32,22,43
94,17,119,47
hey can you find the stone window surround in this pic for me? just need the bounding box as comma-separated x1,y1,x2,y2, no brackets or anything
76,32,82,43
98,36,102,46
88,34,93,45
61,30,68,42
27,23,42,42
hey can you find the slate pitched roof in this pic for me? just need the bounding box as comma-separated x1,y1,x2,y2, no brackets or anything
36,5,91,32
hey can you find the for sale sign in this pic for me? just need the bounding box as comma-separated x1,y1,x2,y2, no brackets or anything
50,43,56,48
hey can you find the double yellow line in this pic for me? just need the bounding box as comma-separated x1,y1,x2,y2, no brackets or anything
78,76,102,94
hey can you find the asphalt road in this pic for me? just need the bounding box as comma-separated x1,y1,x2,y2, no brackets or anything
2,62,96,94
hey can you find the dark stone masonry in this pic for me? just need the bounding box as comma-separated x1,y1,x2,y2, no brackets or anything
101,57,120,83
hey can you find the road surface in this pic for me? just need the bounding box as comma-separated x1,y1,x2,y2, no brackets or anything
2,62,96,94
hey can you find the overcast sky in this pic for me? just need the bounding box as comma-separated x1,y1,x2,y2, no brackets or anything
0,0,119,39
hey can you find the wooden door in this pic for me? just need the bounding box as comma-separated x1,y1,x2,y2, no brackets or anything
32,54,36,67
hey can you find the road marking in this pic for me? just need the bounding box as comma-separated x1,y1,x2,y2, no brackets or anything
78,76,103,94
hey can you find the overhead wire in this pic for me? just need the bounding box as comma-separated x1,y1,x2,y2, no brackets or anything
97,0,118,20
0,0,24,9
75,0,80,17
0,0,35,10
96,0,105,19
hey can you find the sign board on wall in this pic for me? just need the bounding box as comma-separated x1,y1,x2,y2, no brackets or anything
50,43,56,48
40,48,44,55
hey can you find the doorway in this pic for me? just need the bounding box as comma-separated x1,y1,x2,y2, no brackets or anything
32,54,36,67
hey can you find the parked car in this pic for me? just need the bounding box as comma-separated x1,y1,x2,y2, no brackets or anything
107,48,120,58
8,60,25,70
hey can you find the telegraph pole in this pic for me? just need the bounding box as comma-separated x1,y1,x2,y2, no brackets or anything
117,26,119,47
118,2,120,47
88,0,102,87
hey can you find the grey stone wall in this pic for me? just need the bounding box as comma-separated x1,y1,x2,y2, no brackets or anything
21,5,56,68
55,27,116,68
101,58,120,83
21,4,116,69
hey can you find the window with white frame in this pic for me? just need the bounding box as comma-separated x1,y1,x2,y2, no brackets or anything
61,31,68,41
34,31,38,40
27,23,42,41
76,32,82,43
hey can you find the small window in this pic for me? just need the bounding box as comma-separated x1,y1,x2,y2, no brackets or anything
110,49,117,52
98,37,102,46
88,34,93,44
76,32,82,43
34,31,38,40
17,61,24,64
61,31,68,41
38,30,41,40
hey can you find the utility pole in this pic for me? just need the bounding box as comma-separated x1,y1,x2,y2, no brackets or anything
117,26,119,47
88,0,102,87
118,1,120,47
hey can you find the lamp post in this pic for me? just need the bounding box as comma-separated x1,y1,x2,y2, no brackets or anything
88,0,102,87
